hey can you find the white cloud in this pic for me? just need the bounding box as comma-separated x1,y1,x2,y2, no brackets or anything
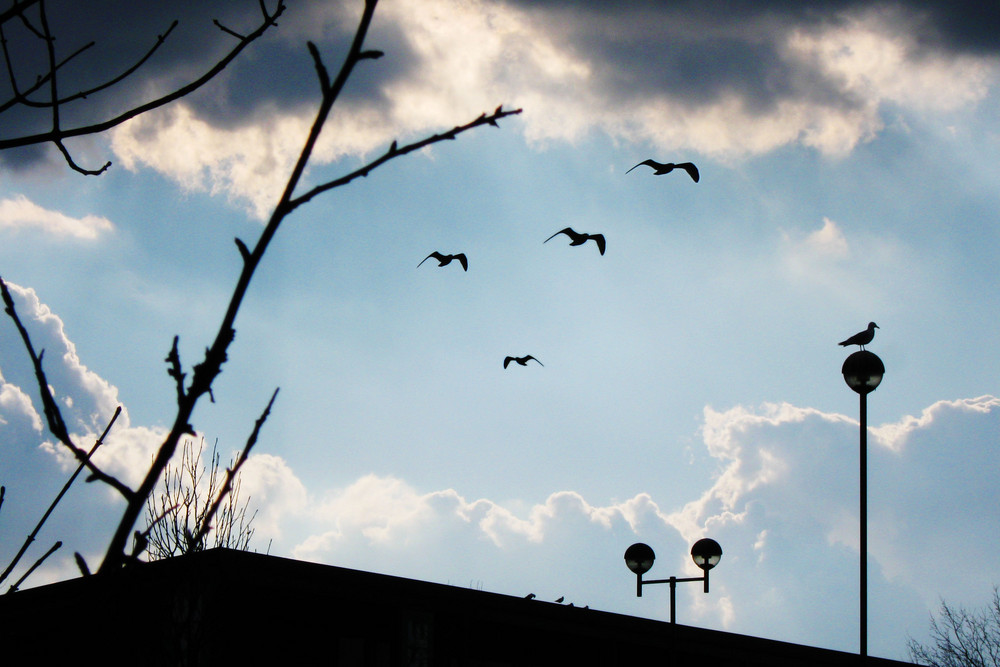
0,195,114,239
0,282,166,487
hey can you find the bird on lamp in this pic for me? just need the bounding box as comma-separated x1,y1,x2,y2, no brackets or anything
626,159,700,182
838,322,879,350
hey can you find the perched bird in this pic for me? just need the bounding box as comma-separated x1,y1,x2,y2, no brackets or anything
524,593,536,600
626,159,700,182
839,322,879,349
417,251,468,271
504,355,543,369
543,227,606,256
554,596,565,603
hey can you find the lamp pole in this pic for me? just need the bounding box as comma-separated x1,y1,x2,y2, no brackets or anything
842,350,884,661
624,539,722,625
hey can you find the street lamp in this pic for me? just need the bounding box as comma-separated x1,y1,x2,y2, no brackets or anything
842,349,884,660
624,539,722,624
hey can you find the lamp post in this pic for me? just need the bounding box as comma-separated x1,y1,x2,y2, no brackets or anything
624,539,722,624
842,350,884,660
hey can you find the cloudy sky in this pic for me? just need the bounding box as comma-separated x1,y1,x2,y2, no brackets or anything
2,0,999,659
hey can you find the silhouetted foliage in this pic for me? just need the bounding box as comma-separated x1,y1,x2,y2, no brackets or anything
908,588,1000,667
141,439,256,560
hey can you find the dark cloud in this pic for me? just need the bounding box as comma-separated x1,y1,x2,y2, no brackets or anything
500,0,1000,54
492,0,997,129
0,1,418,158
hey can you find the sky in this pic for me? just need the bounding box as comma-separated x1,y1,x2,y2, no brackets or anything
1,0,999,659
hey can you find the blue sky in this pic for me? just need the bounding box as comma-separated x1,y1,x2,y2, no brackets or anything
2,0,1000,659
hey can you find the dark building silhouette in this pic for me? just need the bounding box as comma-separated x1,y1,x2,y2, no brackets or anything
0,548,914,666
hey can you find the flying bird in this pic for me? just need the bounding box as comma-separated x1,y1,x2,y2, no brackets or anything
838,322,879,349
543,227,606,255
626,159,700,182
504,355,543,369
417,251,468,271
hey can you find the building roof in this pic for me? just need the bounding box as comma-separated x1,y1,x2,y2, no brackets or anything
0,548,914,666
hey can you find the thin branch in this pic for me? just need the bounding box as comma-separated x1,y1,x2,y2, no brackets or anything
2,22,176,113
287,105,523,213
73,551,90,576
0,276,134,499
0,0,41,27
0,20,96,115
6,540,60,593
189,388,277,549
0,406,121,587
0,0,286,152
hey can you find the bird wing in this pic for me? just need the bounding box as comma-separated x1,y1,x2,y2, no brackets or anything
839,331,864,346
544,228,574,243
591,234,606,255
626,159,661,174
527,355,543,366
678,162,700,182
417,251,443,268
503,356,514,368
456,253,468,271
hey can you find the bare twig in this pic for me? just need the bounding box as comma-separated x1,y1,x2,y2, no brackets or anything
0,406,121,587
0,1,286,154
0,0,41,27
0,277,134,500
189,389,277,550
287,104,522,213
6,540,60,593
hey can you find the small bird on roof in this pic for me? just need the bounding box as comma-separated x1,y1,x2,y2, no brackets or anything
626,159,700,182
524,593,536,599
554,596,565,603
543,227,606,255
838,322,879,349
504,355,543,369
417,251,468,271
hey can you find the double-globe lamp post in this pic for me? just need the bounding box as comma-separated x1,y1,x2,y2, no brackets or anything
624,538,722,625
842,349,885,660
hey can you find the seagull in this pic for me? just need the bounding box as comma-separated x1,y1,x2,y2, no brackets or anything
626,159,700,182
543,227,606,255
417,251,468,271
504,355,543,369
838,322,879,350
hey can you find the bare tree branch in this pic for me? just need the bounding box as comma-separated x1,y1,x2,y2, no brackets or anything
0,406,121,588
0,0,286,175
6,540,60,593
188,389,276,551
0,276,134,500
909,588,1000,667
0,0,41,27
287,105,523,213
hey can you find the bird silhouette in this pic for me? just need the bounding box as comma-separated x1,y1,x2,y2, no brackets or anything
626,159,700,182
554,596,565,603
524,593,536,599
504,355,543,369
543,227,606,255
839,322,879,349
417,251,468,271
